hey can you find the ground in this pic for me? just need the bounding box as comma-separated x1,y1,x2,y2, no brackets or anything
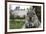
10,19,25,29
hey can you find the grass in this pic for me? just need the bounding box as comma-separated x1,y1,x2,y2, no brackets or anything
9,19,25,29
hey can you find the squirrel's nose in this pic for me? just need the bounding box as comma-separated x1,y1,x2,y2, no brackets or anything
29,23,32,27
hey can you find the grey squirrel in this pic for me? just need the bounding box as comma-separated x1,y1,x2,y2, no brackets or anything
25,7,40,28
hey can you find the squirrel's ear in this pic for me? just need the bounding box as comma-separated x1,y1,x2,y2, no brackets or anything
33,8,35,11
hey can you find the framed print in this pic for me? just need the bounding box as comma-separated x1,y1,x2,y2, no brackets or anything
5,0,44,34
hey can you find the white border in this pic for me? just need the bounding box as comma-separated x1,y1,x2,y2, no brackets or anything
7,2,43,32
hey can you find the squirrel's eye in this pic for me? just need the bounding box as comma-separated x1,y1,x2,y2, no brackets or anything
33,13,35,15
